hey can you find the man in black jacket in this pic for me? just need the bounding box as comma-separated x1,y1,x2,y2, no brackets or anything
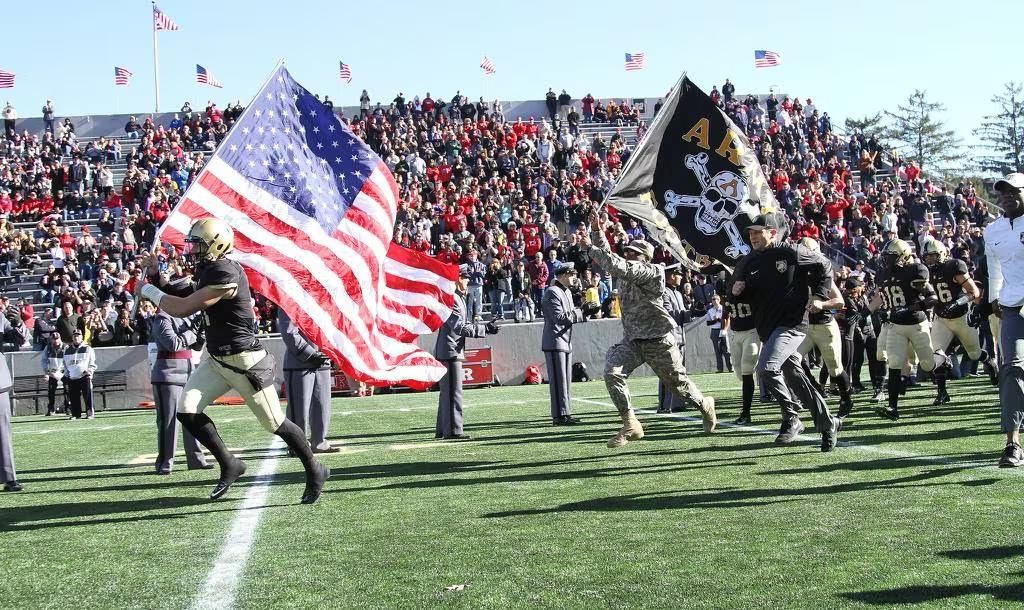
730,214,842,452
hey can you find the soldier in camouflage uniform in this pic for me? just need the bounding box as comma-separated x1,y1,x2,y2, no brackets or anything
584,212,717,448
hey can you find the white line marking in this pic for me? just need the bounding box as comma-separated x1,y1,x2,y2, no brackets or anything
190,437,284,610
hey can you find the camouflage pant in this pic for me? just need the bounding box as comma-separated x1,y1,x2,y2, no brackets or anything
604,334,705,415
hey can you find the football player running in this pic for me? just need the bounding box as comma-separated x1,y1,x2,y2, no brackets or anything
139,219,330,504
869,239,950,420
922,236,998,405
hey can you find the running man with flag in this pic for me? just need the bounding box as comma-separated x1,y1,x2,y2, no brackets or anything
138,64,459,503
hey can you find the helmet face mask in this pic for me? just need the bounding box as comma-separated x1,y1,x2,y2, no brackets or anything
883,239,913,272
185,218,234,266
921,238,948,269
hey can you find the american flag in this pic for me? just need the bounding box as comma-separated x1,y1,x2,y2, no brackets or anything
338,61,352,83
0,70,13,89
624,52,645,71
114,66,133,86
480,56,496,75
196,64,223,88
153,4,180,31
157,66,458,389
754,50,782,68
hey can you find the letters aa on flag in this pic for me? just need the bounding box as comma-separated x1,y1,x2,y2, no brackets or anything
156,66,458,389
602,74,781,269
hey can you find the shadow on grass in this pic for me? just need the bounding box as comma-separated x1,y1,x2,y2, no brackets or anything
482,466,970,518
0,495,294,532
842,584,1024,604
940,545,1024,561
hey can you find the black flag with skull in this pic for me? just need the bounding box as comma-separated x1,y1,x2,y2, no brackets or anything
603,73,783,269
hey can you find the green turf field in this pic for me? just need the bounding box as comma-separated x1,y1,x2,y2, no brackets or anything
1,372,1022,609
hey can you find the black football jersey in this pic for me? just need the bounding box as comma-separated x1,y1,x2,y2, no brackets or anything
930,259,970,318
725,294,756,332
197,259,259,356
879,263,931,325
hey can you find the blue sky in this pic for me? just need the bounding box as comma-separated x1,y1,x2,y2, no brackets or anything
0,0,1017,149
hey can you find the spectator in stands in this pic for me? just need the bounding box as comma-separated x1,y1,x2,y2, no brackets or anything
545,88,557,122
41,100,55,134
55,300,85,344
2,102,14,139
124,116,141,138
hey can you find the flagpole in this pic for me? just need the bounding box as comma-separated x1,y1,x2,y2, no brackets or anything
152,1,160,112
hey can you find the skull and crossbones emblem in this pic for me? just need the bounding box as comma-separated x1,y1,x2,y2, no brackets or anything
664,152,753,259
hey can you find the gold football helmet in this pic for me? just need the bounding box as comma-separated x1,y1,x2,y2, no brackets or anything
882,238,914,271
920,237,949,267
185,218,234,264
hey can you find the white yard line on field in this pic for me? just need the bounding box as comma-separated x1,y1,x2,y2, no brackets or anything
190,437,285,610
573,397,1015,473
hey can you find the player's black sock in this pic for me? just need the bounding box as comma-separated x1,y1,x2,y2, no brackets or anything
741,374,754,417
274,419,317,474
836,371,853,400
887,369,902,413
936,376,947,393
177,412,234,467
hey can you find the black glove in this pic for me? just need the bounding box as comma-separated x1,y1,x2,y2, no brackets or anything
581,301,601,316
485,320,500,335
940,295,970,318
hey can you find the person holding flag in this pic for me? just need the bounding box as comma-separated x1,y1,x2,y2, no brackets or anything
583,211,717,449
139,220,330,504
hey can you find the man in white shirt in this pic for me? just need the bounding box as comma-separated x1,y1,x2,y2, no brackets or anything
63,329,97,419
984,172,1024,467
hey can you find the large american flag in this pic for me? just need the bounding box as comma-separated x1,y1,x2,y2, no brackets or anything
196,64,223,88
0,70,13,89
114,66,133,86
157,66,458,389
153,4,180,31
754,50,782,68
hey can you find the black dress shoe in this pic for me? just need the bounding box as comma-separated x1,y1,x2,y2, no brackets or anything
442,434,472,441
210,458,247,500
312,445,341,454
188,463,215,470
733,414,751,425
300,463,331,505
553,416,581,426
3,481,24,492
156,469,172,476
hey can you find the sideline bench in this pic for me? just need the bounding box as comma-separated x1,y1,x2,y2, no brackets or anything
12,370,128,414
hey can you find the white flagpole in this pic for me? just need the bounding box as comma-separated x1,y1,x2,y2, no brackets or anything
152,2,160,112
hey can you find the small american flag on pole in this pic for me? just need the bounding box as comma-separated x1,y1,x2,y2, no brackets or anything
157,65,458,389
114,66,133,86
338,61,352,83
480,56,496,75
754,50,782,68
196,64,223,88
0,70,14,89
153,4,180,31
624,52,645,71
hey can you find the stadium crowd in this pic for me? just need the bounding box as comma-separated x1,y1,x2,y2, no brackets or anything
0,82,996,371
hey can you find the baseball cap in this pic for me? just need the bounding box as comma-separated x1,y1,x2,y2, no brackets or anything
994,173,1024,191
747,213,786,231
624,239,654,259
458,264,470,278
555,264,577,276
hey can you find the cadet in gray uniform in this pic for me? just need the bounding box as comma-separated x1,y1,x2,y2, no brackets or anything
149,307,211,474
542,265,599,425
1,314,23,491
278,310,339,454
435,265,498,440
658,265,691,413
584,211,717,448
